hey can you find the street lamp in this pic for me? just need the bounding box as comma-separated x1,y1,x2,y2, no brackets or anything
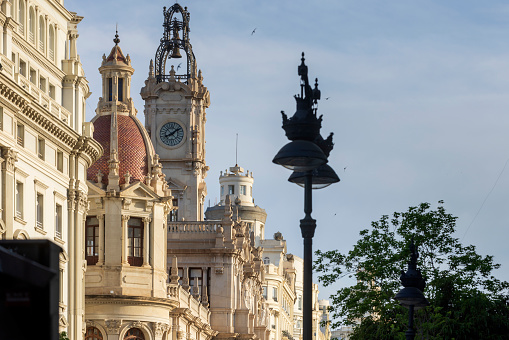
273,53,338,340
394,239,429,340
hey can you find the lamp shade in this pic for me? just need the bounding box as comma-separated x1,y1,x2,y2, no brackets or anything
272,140,327,172
394,287,429,310
288,164,340,189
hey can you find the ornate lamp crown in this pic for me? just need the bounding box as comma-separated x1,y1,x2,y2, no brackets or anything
400,239,426,292
281,52,323,141
155,3,196,84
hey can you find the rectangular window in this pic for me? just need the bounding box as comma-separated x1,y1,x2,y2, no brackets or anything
15,181,23,219
228,185,234,195
298,295,302,310
49,84,55,99
37,138,45,160
262,286,267,299
240,185,246,195
19,60,26,77
16,123,24,147
118,78,124,101
220,186,224,197
108,78,112,101
273,287,278,302
86,217,99,265
29,68,36,85
36,193,43,228
56,150,63,172
55,204,62,239
127,218,143,266
169,198,178,222
39,76,46,92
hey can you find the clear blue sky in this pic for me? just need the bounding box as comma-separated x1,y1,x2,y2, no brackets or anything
67,0,509,305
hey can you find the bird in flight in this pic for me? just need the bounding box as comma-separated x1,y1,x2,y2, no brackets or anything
344,167,347,171
251,28,257,35
325,97,330,100
177,63,182,71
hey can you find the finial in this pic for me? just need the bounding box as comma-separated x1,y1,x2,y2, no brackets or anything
113,24,120,45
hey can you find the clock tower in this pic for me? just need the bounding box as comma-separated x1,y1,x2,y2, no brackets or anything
141,4,210,221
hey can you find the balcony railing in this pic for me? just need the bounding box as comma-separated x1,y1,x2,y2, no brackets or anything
168,221,220,233
14,73,71,127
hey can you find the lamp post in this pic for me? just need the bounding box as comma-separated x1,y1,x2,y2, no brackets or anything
273,53,339,340
394,239,429,340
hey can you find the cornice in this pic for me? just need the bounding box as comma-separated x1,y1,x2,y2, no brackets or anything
85,295,179,309
0,75,102,163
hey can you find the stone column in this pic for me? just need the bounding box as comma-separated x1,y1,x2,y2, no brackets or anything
97,214,105,265
121,214,129,265
142,217,150,267
0,18,5,55
69,32,78,60
2,148,17,239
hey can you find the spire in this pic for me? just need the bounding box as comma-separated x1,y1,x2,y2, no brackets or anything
113,26,120,45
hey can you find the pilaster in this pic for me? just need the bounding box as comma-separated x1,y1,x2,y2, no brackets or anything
142,216,150,267
2,148,16,239
97,214,105,265
121,214,129,264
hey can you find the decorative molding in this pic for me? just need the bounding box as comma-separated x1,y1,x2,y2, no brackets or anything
105,319,122,334
34,226,47,235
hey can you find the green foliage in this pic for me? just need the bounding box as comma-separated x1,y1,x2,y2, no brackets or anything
60,332,70,340
315,201,509,339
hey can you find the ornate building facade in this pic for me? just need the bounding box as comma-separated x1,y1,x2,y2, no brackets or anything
0,0,103,338
1,1,332,339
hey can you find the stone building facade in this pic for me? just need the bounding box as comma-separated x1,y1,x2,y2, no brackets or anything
1,1,332,339
0,0,103,338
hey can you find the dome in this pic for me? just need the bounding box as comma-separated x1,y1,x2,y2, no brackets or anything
87,114,149,186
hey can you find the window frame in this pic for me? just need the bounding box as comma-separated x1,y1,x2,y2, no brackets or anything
127,217,143,266
85,216,99,265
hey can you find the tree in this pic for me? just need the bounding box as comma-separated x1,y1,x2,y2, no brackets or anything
315,201,509,339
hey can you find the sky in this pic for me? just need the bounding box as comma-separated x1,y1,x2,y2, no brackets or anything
66,0,509,306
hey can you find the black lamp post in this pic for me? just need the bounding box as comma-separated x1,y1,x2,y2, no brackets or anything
394,239,429,340
273,53,338,340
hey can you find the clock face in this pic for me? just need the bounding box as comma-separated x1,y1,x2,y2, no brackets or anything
160,122,184,147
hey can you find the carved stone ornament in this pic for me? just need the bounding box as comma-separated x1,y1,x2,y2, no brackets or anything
105,319,122,334
132,321,143,329
2,148,17,172
215,267,224,274
274,232,283,241
152,322,168,336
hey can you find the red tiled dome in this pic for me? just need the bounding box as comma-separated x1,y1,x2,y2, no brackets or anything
87,114,148,186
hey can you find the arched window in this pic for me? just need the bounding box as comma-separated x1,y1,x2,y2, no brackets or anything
48,24,54,60
85,327,103,340
18,0,24,34
28,7,34,43
38,15,44,51
263,257,270,265
124,328,144,340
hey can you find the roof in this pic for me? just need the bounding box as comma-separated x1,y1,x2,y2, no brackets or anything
87,114,149,185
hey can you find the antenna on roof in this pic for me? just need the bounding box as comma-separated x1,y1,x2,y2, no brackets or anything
235,133,238,166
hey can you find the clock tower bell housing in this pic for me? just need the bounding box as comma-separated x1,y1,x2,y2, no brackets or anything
141,4,210,221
